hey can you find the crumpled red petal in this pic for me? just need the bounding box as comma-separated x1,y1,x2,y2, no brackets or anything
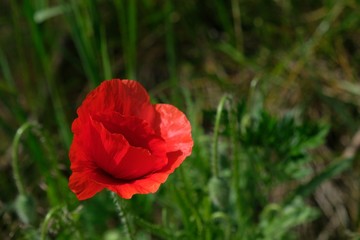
154,104,193,156
99,104,194,199
77,79,157,125
69,172,104,200
91,111,167,160
90,169,167,199
68,79,193,200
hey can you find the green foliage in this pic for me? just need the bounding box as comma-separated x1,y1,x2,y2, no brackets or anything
258,197,319,240
211,102,331,239
0,0,359,239
239,109,329,181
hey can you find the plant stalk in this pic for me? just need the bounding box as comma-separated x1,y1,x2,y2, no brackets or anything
110,192,134,240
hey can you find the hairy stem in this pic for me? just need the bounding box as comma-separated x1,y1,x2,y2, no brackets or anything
12,122,40,195
110,192,134,240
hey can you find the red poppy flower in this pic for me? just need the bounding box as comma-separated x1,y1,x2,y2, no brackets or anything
69,79,193,200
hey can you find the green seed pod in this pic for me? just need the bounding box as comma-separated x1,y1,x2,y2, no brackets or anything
14,194,36,225
208,177,229,210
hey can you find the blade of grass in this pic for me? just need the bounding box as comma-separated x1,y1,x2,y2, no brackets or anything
114,0,137,79
214,0,234,45
65,0,101,86
9,1,33,110
0,48,26,122
100,27,112,80
23,0,72,149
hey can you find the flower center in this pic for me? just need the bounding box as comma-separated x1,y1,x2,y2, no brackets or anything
92,112,167,160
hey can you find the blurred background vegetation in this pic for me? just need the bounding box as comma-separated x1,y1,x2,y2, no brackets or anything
1,0,360,239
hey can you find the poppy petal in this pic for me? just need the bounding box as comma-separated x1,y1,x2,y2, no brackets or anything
70,115,130,172
87,115,167,180
107,151,185,200
117,145,168,179
90,112,168,179
90,120,130,177
155,104,193,155
90,169,166,199
92,111,167,160
77,80,156,125
110,176,163,199
69,79,193,200
106,175,166,199
69,172,104,200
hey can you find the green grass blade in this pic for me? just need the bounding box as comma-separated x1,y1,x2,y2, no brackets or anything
100,27,112,80
23,0,72,148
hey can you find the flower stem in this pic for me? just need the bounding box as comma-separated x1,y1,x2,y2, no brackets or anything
212,94,229,178
110,192,134,240
12,121,39,195
40,206,62,240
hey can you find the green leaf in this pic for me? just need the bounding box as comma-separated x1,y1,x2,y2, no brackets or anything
259,197,319,240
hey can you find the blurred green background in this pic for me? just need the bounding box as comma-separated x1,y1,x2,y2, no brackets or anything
1,0,360,239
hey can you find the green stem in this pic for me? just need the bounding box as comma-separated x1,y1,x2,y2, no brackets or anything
110,192,134,240
40,206,62,240
12,122,40,195
211,95,229,178
227,98,244,238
